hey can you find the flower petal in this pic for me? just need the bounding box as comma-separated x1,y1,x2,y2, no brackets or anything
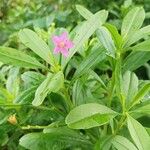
66,40,74,48
53,47,60,54
52,35,60,44
60,32,68,40
52,32,73,57
61,48,69,57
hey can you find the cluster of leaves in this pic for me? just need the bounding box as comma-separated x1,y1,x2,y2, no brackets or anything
0,1,150,150
1,0,150,44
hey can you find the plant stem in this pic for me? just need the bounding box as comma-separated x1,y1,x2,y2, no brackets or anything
114,114,127,135
0,103,22,108
62,87,74,110
108,72,115,107
102,124,108,136
21,125,50,130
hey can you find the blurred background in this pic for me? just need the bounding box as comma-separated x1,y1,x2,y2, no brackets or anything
0,0,150,44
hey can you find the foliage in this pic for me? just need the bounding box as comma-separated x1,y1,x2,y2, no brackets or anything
0,0,150,150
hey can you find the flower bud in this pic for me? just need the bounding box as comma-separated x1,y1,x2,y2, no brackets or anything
7,114,17,125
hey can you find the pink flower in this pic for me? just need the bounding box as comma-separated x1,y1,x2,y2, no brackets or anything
52,32,74,57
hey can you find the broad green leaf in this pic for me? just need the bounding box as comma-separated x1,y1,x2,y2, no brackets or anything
49,92,70,113
123,51,150,72
96,27,116,58
105,23,123,49
95,136,113,150
131,39,150,51
14,86,37,104
72,78,95,106
61,10,108,69
76,5,93,20
21,71,45,88
121,7,145,41
32,71,64,106
133,104,150,114
0,87,13,104
127,115,150,150
0,111,7,125
76,5,107,24
6,67,20,97
43,127,84,137
19,128,92,150
112,135,138,150
43,127,92,148
146,12,150,19
0,46,46,69
121,71,138,105
146,128,150,136
72,79,86,106
19,28,55,66
89,70,107,89
74,45,106,78
130,83,150,108
65,103,117,129
0,129,8,146
125,25,150,47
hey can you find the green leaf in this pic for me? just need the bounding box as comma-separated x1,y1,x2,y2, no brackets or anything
130,83,150,108
32,71,64,106
133,104,150,114
96,27,116,58
123,51,150,72
121,71,138,105
74,45,106,78
121,7,145,41
19,28,55,66
111,135,137,150
0,87,13,104
76,5,107,24
21,71,45,82
61,10,108,69
6,67,20,97
0,112,7,125
14,86,37,104
76,5,93,20
89,70,107,89
19,128,92,150
65,103,117,129
125,25,150,47
95,135,113,150
43,127,91,148
127,115,150,150
21,71,45,87
105,23,123,49
131,39,150,51
146,128,150,136
72,79,86,106
0,46,46,69
112,135,138,150
0,129,8,147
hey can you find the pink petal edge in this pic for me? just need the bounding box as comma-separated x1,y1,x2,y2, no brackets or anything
52,35,60,43
67,40,74,48
61,48,69,57
60,32,68,40
53,47,60,53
